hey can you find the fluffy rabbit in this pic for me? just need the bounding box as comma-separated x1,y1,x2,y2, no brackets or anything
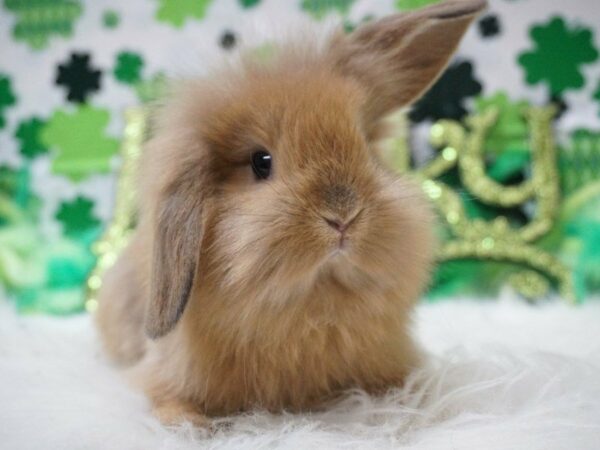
96,0,486,426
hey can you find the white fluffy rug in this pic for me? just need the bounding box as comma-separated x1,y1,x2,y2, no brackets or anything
2,295,600,450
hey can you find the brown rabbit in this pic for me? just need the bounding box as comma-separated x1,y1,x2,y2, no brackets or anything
96,0,486,426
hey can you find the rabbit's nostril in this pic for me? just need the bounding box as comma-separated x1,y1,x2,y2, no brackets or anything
324,218,347,232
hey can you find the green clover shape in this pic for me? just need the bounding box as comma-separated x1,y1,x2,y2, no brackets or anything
0,74,17,129
41,105,119,182
156,0,213,28
395,0,441,11
518,17,598,95
114,51,145,85
55,196,101,238
15,117,48,159
3,0,82,50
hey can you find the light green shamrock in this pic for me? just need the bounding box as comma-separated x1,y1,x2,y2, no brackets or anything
395,0,441,11
155,0,213,28
41,106,119,182
300,0,355,19
3,0,82,50
518,17,598,95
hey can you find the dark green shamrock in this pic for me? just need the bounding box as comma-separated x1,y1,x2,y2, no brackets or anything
593,79,600,118
479,14,501,38
56,52,102,104
410,60,482,123
55,196,101,239
220,31,237,50
238,0,260,7
0,74,17,129
114,51,145,85
518,17,598,95
15,117,48,159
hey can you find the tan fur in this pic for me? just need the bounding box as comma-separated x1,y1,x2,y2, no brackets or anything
95,0,486,424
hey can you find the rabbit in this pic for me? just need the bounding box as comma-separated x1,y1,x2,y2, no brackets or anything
95,0,486,426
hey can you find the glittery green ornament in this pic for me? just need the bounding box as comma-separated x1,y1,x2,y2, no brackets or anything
0,161,95,315
518,17,599,95
383,106,574,302
0,164,40,225
134,72,168,103
559,129,600,196
474,91,529,155
86,109,147,312
9,232,98,315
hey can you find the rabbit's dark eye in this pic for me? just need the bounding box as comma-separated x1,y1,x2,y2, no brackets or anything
251,150,272,180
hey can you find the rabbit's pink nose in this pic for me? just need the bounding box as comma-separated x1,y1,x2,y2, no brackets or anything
323,209,362,234
324,218,349,233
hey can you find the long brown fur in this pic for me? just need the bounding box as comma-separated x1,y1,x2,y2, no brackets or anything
95,0,486,425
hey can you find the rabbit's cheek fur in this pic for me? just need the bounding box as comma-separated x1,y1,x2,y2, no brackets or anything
212,194,324,293
209,168,433,308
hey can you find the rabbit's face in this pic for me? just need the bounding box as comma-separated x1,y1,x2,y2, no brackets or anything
200,71,432,300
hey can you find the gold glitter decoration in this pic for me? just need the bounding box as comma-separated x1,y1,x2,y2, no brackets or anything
508,270,550,299
386,106,574,302
84,108,147,312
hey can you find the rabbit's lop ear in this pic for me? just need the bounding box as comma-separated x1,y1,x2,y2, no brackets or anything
145,169,206,339
331,0,486,128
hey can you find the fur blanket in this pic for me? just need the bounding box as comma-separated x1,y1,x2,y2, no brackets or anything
1,295,599,449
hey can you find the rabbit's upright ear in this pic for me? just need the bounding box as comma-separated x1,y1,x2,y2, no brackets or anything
330,0,486,129
145,166,207,339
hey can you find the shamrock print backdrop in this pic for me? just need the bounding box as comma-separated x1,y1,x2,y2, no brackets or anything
1,0,600,313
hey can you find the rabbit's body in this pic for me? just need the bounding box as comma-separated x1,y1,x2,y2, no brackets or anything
96,0,486,425
132,274,420,416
